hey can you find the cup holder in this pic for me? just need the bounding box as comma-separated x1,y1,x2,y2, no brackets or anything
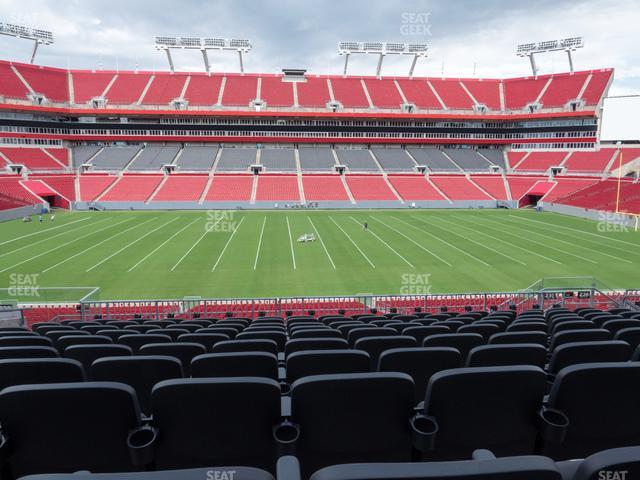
127,425,157,466
538,407,569,444
410,414,438,452
273,420,300,455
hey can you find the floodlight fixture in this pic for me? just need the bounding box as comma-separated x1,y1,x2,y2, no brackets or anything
154,36,252,74
0,22,54,63
516,36,584,75
337,41,428,77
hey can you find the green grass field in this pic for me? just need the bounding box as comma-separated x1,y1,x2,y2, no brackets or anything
0,209,638,301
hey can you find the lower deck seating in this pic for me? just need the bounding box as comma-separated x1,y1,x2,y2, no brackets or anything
345,175,397,201
302,175,349,201
471,175,508,200
507,176,548,200
0,176,43,206
216,148,257,172
429,176,491,200
152,175,208,201
205,175,253,201
100,175,163,202
335,149,379,172
553,179,640,213
542,178,599,203
255,175,300,202
387,175,445,201
78,175,117,202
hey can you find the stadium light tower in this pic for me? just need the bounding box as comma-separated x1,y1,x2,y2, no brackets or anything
516,37,584,76
155,37,252,74
337,41,428,77
0,22,54,64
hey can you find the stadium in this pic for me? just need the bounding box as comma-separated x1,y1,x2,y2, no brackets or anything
0,1,640,479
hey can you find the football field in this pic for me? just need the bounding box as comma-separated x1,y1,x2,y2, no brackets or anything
0,209,638,300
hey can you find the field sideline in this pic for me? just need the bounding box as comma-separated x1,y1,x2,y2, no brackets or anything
0,209,638,300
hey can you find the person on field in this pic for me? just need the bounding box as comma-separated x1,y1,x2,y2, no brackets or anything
363,222,368,231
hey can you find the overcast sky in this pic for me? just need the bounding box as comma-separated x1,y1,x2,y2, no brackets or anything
0,0,638,96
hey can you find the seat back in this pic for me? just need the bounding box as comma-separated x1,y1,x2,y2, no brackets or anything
0,358,85,391
191,352,278,380
423,366,547,460
548,341,632,376
378,347,462,403
544,363,640,460
466,344,547,369
139,342,206,376
151,378,281,472
90,356,183,416
63,344,132,370
286,350,370,384
291,372,415,478
0,382,142,478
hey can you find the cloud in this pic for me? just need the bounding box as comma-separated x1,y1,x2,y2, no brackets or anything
0,0,637,95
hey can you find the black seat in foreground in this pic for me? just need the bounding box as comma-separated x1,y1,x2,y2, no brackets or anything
191,352,278,380
139,342,206,376
285,350,370,384
541,363,640,460
565,446,640,480
378,347,462,403
0,358,85,390
284,338,349,357
151,377,281,473
547,341,632,376
90,356,183,416
0,346,59,359
420,366,547,460
466,344,547,369
290,372,415,478
17,466,276,480
309,455,562,480
0,382,147,478
63,344,133,370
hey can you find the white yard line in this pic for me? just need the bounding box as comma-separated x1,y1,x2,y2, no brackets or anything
397,216,491,267
503,215,636,262
422,216,527,266
170,217,223,271
0,217,90,247
350,216,414,268
458,216,563,265
329,216,375,268
286,216,297,270
128,218,200,272
253,216,267,270
372,216,453,267
212,216,246,271
41,217,151,273
0,218,114,274
86,217,179,272
1,218,99,258
482,217,598,264
498,217,632,264
308,216,337,269
509,214,640,249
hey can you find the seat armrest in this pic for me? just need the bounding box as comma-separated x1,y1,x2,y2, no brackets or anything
276,455,301,480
